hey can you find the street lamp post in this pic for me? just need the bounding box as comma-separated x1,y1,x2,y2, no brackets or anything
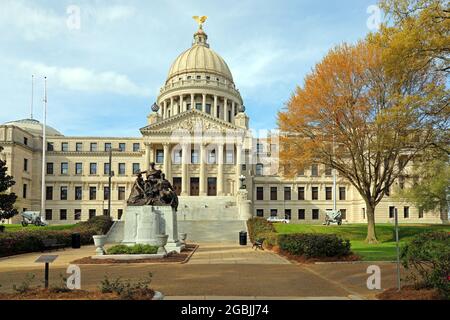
107,148,122,217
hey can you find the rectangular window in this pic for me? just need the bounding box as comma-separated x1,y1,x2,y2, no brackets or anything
298,209,305,220
104,143,111,152
24,137,28,145
103,209,108,216
74,209,81,221
45,209,52,221
76,142,83,152
23,158,28,171
312,209,319,220
325,166,332,176
90,143,97,152
22,184,27,198
61,162,69,175
419,208,424,219
61,142,68,152
298,187,305,200
256,187,264,201
60,186,68,200
89,209,96,219
389,206,395,219
206,104,211,114
311,164,319,177
256,209,264,217
104,186,110,200
132,163,140,174
284,187,291,201
90,163,97,175
118,163,126,175
133,143,140,152
191,149,199,164
225,150,234,164
404,207,410,219
60,209,67,220
47,142,54,151
118,187,126,201
75,163,83,175
89,187,97,200
270,187,278,201
312,187,319,200
174,150,182,164
104,163,110,175
47,162,54,174
195,103,202,110
119,143,126,152
208,150,216,164
285,209,292,220
256,143,264,154
270,209,278,217
256,164,264,176
297,168,305,176
325,187,332,201
46,186,53,200
75,186,82,200
118,209,123,220
340,209,347,220
339,187,346,200
156,149,164,164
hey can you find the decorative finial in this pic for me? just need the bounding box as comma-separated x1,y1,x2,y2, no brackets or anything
192,16,208,29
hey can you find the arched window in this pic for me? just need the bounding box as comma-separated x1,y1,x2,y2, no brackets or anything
208,149,216,164
256,163,264,176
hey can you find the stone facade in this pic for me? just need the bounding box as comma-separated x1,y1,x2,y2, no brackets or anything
0,26,447,225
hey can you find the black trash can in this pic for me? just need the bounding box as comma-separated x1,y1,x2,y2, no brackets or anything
239,231,247,246
71,233,81,249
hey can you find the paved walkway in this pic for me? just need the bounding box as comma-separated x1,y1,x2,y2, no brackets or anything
0,243,396,299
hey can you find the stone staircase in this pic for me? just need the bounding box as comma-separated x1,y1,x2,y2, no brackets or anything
177,196,240,221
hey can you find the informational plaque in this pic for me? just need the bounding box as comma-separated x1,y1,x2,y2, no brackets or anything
35,255,58,264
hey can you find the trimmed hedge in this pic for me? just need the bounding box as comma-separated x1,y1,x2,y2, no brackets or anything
107,244,158,255
278,233,351,258
401,231,450,299
246,217,276,243
0,216,113,257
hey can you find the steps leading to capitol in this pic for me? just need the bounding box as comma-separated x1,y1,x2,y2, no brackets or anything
177,196,240,221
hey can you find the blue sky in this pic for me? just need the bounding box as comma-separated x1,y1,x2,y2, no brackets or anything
0,0,380,137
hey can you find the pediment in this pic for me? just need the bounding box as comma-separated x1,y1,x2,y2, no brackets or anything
140,109,239,134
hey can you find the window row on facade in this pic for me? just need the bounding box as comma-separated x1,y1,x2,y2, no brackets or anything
255,186,347,201
256,208,348,220
255,163,337,177
46,162,141,176
43,208,124,221
45,185,127,201
47,142,140,153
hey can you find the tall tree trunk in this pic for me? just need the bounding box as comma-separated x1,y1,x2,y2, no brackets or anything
365,202,378,244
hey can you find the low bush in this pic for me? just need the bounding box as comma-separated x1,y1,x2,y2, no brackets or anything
401,231,450,299
107,244,158,255
246,217,275,243
278,233,351,258
0,216,113,257
99,273,154,300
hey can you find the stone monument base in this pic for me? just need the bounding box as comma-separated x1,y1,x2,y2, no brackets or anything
122,205,185,253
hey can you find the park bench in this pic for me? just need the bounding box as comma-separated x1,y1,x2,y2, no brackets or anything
41,239,66,252
252,238,265,251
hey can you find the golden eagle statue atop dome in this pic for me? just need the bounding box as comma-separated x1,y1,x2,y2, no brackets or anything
192,16,208,29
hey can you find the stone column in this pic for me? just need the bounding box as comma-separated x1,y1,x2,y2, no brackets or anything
163,100,168,119
144,143,151,171
202,94,206,113
179,94,184,112
235,143,243,194
191,93,195,110
217,143,224,196
170,97,175,116
199,143,207,196
163,143,171,181
181,143,189,196
231,101,235,122
223,98,228,121
213,95,218,118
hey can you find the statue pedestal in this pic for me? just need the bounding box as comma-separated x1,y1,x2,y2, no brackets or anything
237,190,252,220
122,205,184,253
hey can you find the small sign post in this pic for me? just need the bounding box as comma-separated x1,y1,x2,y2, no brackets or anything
35,255,58,289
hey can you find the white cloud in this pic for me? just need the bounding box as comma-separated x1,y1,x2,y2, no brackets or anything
19,61,149,97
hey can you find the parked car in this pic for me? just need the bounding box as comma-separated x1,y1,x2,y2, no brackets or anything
267,216,290,224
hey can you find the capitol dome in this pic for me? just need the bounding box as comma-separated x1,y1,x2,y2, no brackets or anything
3,118,63,136
166,28,234,84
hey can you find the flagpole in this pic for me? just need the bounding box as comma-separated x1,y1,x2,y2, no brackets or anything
40,77,47,219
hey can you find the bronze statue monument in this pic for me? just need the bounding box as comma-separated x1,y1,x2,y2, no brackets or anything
127,162,179,211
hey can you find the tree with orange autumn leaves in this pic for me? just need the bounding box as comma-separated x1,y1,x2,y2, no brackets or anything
278,36,448,242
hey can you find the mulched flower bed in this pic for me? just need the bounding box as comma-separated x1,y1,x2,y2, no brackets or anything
267,245,361,264
376,286,443,300
70,244,198,264
0,288,155,300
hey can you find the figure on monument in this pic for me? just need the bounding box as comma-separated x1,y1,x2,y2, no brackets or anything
127,172,147,206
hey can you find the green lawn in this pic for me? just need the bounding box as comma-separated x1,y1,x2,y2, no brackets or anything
274,223,450,261
1,224,77,232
